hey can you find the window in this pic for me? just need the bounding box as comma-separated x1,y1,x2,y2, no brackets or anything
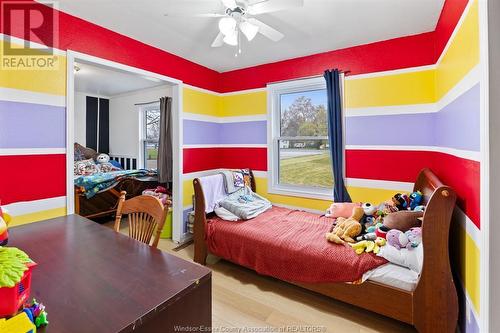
269,77,334,199
141,102,160,169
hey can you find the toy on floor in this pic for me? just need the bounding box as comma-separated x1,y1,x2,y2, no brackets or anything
23,299,49,328
0,202,11,246
0,312,36,333
350,237,387,255
325,207,364,244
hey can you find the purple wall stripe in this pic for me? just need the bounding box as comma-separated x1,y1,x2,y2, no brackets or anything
183,120,267,145
0,100,66,148
435,83,480,152
346,84,480,151
456,279,480,333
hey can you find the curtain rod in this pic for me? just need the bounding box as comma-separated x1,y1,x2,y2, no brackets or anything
267,70,351,86
134,100,159,106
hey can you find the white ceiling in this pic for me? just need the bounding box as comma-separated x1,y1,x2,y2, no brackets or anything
74,61,165,96
56,0,445,72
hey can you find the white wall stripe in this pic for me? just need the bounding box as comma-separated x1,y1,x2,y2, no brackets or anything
346,145,481,162
183,144,266,149
346,103,437,117
455,206,481,247
183,112,267,123
0,148,66,156
4,196,66,216
345,178,413,191
346,64,437,80
437,64,480,110
0,34,66,56
0,87,66,107
184,83,266,97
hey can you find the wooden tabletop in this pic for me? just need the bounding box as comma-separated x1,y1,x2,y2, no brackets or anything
9,215,211,333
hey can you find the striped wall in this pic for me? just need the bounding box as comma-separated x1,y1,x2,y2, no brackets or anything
0,0,485,330
181,0,483,331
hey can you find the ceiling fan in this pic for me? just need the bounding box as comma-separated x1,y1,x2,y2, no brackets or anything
166,0,304,53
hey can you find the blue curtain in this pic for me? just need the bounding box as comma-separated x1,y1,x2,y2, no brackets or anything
324,69,351,202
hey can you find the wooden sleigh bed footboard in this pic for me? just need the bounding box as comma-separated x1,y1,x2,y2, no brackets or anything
75,176,160,220
192,168,458,333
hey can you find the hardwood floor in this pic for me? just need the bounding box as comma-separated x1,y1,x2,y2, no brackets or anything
109,221,415,332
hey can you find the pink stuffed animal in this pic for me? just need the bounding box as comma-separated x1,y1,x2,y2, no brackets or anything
386,229,410,250
326,202,361,218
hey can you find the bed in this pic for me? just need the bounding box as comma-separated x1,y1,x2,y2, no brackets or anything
192,168,458,333
73,144,161,220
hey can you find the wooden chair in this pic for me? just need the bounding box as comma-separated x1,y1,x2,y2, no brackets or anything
114,191,170,248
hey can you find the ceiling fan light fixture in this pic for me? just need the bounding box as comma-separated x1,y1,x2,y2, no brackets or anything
218,17,236,36
239,21,259,41
223,31,238,46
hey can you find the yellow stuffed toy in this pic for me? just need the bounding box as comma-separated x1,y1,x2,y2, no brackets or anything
350,237,387,254
326,206,364,244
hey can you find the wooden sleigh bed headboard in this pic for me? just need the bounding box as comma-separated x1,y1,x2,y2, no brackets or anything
192,168,458,333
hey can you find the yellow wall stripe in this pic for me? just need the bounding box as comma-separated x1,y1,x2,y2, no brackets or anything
0,41,66,96
345,70,436,108
436,0,479,100
9,207,67,227
183,179,195,206
183,87,219,116
452,221,480,313
219,91,267,117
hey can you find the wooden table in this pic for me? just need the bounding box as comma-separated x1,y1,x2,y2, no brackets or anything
9,215,211,333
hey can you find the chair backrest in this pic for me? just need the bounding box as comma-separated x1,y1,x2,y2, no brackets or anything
114,191,169,248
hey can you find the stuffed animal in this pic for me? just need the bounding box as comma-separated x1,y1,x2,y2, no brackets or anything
386,229,410,250
325,202,361,218
414,205,426,212
326,207,364,244
96,153,110,164
392,193,410,210
356,232,377,241
362,202,377,216
409,191,423,210
405,227,422,248
0,203,11,246
350,237,387,255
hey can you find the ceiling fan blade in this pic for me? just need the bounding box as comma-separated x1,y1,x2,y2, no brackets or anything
247,0,303,15
164,12,224,18
221,0,237,9
246,18,284,42
211,32,225,47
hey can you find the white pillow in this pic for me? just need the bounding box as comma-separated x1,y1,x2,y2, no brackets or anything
214,207,240,221
376,244,423,274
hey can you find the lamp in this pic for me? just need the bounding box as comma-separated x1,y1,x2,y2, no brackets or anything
223,30,238,46
240,21,259,41
218,17,236,36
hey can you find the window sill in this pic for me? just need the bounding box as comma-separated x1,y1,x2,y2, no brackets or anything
267,185,333,202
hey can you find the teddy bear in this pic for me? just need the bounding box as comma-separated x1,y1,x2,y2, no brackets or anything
326,206,364,244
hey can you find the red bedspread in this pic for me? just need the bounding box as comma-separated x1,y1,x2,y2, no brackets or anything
206,206,387,283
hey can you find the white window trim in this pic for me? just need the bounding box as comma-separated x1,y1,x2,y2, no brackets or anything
139,101,160,169
267,76,335,201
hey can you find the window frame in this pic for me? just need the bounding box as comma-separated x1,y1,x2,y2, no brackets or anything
139,102,160,169
267,76,334,200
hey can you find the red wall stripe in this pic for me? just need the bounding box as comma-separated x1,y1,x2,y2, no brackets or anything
0,154,66,205
346,149,480,228
183,147,267,173
219,32,436,93
0,0,220,92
